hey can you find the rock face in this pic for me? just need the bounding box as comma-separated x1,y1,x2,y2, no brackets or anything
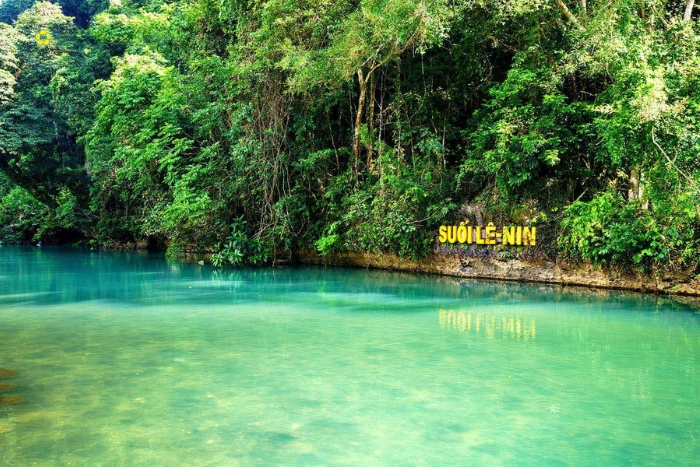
298,250,700,297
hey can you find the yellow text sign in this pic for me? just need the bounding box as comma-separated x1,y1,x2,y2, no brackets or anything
438,222,536,246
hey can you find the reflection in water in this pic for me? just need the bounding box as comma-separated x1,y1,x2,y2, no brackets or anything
439,309,536,340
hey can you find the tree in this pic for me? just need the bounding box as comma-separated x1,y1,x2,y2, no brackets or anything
0,1,109,240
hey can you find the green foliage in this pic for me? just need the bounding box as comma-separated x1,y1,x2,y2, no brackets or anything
1,0,699,278
560,191,699,271
317,137,455,259
464,56,564,193
0,182,45,243
0,173,90,243
0,0,35,24
0,1,110,242
211,217,269,267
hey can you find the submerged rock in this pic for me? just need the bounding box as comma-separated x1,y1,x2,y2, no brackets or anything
267,432,297,443
0,395,25,405
0,368,17,379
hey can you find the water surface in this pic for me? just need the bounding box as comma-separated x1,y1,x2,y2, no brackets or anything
0,246,699,465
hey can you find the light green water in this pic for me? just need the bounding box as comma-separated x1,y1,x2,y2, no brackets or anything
0,246,699,466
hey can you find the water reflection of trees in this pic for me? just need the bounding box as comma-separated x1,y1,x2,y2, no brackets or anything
2,246,699,313
439,309,536,341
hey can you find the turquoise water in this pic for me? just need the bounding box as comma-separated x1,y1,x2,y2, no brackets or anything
0,246,699,465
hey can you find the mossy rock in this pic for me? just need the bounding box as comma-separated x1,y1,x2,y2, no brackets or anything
0,368,18,380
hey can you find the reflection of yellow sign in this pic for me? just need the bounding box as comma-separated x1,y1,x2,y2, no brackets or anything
36,30,51,46
439,309,536,341
438,222,536,246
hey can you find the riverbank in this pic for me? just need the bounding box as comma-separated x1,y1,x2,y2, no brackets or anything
15,241,700,298
297,249,700,298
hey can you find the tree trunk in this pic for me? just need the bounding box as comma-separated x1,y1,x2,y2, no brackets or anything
684,0,695,21
366,72,377,174
628,168,640,202
353,68,367,179
628,167,648,208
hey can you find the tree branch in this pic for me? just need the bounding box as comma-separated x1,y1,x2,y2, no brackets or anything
651,5,670,28
0,153,58,208
556,0,584,29
651,129,700,195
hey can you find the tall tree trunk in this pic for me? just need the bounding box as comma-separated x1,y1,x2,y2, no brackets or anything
353,68,367,179
628,167,647,207
684,0,695,21
628,168,640,202
366,72,377,174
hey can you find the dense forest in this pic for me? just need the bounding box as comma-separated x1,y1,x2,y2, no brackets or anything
1,0,699,274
